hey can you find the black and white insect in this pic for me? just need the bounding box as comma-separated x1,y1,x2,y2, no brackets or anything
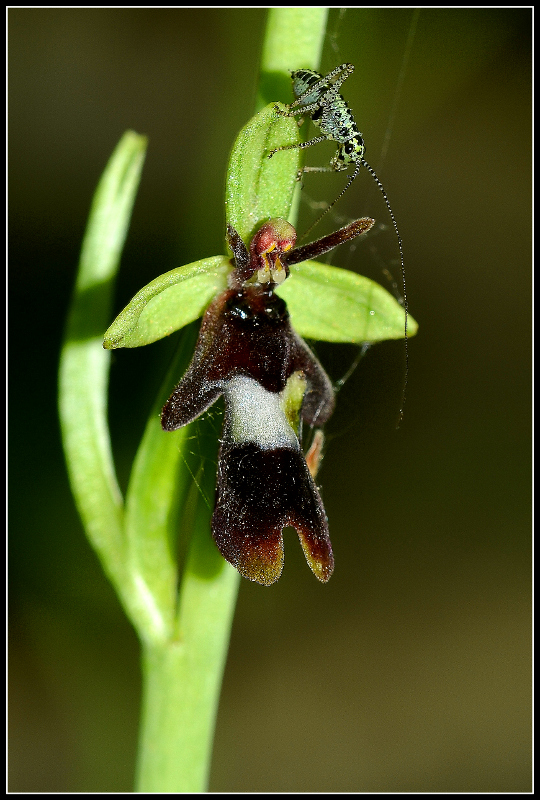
161,216,374,585
269,63,409,420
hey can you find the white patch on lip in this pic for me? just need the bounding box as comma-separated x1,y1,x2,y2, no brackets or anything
225,375,300,450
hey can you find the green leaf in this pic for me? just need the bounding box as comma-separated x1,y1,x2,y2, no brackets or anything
278,260,418,343
103,256,230,349
123,325,200,645
224,103,301,244
59,130,147,601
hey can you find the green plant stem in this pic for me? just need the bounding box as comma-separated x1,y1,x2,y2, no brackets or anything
135,381,240,790
136,565,238,792
256,8,328,109
59,10,329,794
136,11,329,792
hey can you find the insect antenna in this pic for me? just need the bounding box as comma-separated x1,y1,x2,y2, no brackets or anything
298,161,361,242
301,157,409,426
361,158,408,427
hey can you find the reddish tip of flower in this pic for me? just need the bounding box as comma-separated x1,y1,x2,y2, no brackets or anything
250,218,297,256
248,219,297,285
212,444,333,586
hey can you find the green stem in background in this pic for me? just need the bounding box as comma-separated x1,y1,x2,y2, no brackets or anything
59,8,329,794
136,12,329,792
257,7,328,109
58,130,147,620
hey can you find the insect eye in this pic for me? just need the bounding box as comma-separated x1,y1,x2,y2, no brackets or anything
354,134,365,154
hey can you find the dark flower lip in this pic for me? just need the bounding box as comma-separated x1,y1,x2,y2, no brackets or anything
212,442,333,586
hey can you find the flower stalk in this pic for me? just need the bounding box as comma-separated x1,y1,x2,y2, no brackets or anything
59,9,334,792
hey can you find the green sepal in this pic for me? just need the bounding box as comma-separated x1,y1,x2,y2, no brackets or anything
278,260,418,343
103,256,230,349
224,103,301,245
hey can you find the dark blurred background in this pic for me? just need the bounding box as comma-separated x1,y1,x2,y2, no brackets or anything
9,8,531,792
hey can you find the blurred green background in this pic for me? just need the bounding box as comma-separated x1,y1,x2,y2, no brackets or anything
9,8,531,792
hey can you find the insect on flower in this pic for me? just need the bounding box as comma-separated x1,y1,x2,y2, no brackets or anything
269,63,409,419
161,216,374,585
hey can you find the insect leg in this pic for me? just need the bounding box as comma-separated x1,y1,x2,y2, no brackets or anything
324,62,355,91
282,101,324,118
290,63,354,109
301,165,336,173
268,134,328,159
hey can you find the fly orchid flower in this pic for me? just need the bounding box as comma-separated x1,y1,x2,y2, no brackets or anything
103,104,416,586
161,217,373,585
